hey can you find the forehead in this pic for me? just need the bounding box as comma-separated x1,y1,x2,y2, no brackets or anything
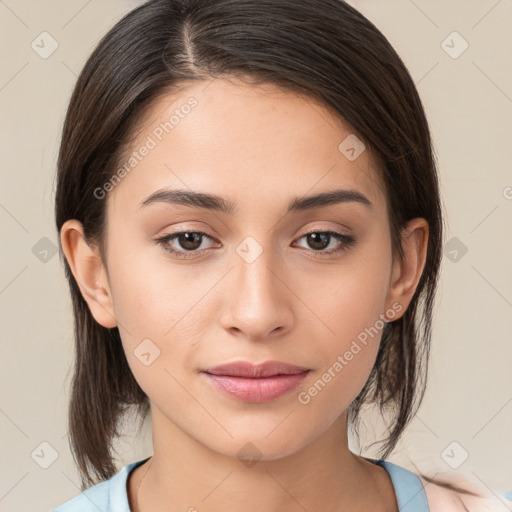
108,76,387,216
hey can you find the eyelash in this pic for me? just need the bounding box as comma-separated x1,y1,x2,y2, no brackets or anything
155,229,356,260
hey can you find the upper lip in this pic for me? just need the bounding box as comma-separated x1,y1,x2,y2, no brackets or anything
203,360,310,378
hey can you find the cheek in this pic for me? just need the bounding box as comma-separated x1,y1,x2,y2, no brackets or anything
106,231,204,334
105,240,215,378
300,249,391,346
297,293,385,427
295,247,391,407
109,256,175,333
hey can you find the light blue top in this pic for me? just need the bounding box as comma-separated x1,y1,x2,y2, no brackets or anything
52,456,511,511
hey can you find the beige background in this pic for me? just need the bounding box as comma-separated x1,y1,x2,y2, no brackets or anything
0,0,511,510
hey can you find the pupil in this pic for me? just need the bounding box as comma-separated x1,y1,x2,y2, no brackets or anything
176,232,331,252
180,232,201,250
308,232,329,250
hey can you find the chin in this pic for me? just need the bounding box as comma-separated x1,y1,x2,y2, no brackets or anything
202,425,315,464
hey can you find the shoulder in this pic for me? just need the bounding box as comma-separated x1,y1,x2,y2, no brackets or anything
51,479,109,511
51,458,147,512
419,474,510,512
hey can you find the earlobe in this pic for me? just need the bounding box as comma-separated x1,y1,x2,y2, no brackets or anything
385,218,429,320
59,219,118,329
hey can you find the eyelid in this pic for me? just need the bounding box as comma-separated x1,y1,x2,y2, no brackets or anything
154,229,219,256
155,227,356,261
298,222,353,236
293,229,356,254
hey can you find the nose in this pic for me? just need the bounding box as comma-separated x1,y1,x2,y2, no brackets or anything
219,245,295,342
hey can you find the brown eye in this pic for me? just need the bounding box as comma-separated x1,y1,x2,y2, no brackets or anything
294,230,356,255
174,232,203,251
305,232,330,250
155,231,217,259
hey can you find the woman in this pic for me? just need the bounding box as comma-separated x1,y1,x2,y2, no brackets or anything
52,0,510,510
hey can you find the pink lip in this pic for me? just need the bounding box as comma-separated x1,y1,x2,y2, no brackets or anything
201,360,311,403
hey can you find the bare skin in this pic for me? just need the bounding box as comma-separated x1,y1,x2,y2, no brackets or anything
126,423,400,512
61,76,430,512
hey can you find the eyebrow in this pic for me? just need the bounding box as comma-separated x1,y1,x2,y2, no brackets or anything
138,188,373,214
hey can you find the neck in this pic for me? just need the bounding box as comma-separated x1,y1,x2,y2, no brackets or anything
128,404,397,512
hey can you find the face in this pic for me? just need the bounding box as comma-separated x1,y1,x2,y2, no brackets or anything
66,76,423,461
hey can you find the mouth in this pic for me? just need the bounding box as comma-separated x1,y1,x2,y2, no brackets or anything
201,360,311,402
203,360,311,378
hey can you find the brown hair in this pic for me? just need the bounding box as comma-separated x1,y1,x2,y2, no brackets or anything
56,0,445,491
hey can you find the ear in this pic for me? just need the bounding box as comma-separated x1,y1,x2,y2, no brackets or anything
59,219,118,329
384,217,429,321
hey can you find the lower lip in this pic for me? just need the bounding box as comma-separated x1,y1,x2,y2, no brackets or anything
202,371,310,403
